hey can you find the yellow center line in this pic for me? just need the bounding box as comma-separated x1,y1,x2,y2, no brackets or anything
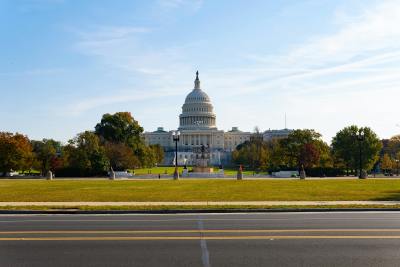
1,229,400,234
2,235,400,241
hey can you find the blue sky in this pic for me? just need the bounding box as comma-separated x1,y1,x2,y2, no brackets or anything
1,0,400,143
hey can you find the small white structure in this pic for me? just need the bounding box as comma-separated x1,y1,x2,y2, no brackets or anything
46,170,53,180
6,171,20,177
113,171,133,178
272,171,299,178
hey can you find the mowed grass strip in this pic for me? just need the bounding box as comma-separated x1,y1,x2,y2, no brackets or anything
0,179,400,202
3,204,400,211
131,167,256,176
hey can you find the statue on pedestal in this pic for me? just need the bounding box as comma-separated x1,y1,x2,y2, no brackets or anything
192,144,213,173
237,165,243,180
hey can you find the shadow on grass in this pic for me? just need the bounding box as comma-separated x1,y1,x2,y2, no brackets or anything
372,191,400,201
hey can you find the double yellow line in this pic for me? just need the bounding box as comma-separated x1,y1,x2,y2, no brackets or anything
1,229,400,241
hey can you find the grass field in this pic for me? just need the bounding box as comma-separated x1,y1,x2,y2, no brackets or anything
1,179,400,202
3,204,400,211
131,167,259,176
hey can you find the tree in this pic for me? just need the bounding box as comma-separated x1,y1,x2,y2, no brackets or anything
388,135,400,158
279,129,327,170
299,143,320,169
233,140,269,171
381,154,393,174
94,112,158,167
149,144,165,165
331,126,382,174
31,139,62,175
266,139,285,170
105,142,140,171
64,131,109,176
95,112,144,149
316,140,334,168
0,132,33,175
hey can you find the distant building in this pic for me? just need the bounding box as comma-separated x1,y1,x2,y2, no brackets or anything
263,128,293,141
143,72,290,165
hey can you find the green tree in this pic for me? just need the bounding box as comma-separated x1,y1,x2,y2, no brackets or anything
266,139,286,170
279,129,327,170
331,126,382,174
95,112,144,149
149,144,165,165
388,135,400,158
94,112,157,167
0,132,33,175
381,154,393,174
105,142,140,171
233,140,270,171
31,139,62,175
64,131,109,176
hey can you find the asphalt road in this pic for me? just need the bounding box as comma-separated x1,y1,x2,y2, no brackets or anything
2,212,400,266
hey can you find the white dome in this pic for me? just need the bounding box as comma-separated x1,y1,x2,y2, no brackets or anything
178,71,217,130
184,89,211,104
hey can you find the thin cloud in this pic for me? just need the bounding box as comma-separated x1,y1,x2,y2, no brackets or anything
230,0,400,96
66,89,181,116
0,68,64,76
285,0,400,66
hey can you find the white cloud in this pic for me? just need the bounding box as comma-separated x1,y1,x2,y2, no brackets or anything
0,68,64,76
284,0,400,66
64,0,400,140
68,24,201,115
66,88,181,115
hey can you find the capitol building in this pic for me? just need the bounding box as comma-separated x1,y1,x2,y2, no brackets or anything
143,72,292,165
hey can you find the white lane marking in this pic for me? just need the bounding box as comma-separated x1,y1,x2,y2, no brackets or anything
198,218,211,267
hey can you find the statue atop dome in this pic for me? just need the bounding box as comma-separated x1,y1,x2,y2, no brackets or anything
194,70,200,89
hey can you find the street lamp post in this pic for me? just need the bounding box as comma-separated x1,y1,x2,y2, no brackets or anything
355,130,365,179
396,159,399,177
173,131,180,180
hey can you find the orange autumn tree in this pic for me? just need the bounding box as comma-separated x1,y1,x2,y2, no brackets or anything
0,132,33,175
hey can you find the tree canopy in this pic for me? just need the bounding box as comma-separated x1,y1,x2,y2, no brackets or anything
63,131,109,176
31,139,62,175
0,132,33,175
331,126,382,172
279,129,330,170
95,112,144,149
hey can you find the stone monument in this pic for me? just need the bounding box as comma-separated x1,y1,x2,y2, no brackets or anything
46,170,53,180
192,145,214,173
237,165,243,180
300,165,306,179
109,168,116,180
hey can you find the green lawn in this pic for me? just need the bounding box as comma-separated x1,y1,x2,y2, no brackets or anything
0,179,400,202
131,167,191,175
131,167,260,176
3,204,400,211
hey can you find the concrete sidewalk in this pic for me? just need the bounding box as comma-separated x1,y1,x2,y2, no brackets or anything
1,201,400,206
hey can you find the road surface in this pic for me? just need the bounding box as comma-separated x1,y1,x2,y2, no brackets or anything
1,212,400,266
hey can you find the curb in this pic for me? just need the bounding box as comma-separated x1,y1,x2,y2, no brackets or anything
1,208,400,215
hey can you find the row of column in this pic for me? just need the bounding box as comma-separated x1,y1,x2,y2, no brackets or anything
181,134,213,146
180,116,215,126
